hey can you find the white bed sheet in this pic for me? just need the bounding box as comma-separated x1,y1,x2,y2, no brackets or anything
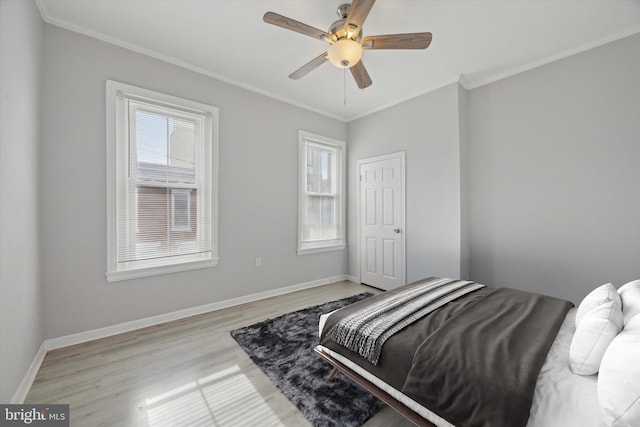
319,308,605,427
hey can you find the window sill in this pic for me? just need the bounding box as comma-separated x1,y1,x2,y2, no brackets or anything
297,244,346,256
106,257,219,283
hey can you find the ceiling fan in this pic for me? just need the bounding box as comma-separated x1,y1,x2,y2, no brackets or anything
263,0,432,89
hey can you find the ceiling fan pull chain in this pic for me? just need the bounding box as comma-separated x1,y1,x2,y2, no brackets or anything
344,67,347,106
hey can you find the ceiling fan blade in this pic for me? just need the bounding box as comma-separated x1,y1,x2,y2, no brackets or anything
361,33,432,50
264,12,331,41
343,0,375,39
350,60,372,89
289,52,329,80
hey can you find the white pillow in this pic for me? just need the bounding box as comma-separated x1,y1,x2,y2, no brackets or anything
575,283,621,327
618,279,640,326
625,312,640,330
597,315,640,426
569,300,623,375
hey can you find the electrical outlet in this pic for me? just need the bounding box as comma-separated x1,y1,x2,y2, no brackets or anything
255,257,262,267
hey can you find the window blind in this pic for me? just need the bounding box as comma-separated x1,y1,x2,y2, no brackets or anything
107,81,217,280
297,131,346,255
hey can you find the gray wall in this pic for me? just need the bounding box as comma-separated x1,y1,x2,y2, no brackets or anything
346,83,464,284
467,33,640,304
39,25,347,339
458,85,470,279
0,0,43,402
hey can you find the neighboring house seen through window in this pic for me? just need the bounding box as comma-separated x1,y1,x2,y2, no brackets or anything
106,81,218,281
298,131,346,255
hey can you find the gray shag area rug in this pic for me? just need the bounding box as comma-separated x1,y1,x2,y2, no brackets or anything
230,292,385,427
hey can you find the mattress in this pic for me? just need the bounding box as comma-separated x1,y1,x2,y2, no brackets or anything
318,307,605,427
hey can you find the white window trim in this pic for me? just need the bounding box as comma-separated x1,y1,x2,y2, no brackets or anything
106,80,219,282
297,130,346,255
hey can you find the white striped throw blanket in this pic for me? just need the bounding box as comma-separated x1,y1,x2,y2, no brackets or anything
327,278,485,365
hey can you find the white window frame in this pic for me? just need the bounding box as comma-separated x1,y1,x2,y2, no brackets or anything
298,130,346,255
106,80,219,282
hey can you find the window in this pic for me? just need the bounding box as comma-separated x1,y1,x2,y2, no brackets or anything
106,81,218,282
298,131,346,255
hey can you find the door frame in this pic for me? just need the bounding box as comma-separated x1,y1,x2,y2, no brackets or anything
356,151,406,288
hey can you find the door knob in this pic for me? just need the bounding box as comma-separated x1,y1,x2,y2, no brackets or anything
393,228,401,233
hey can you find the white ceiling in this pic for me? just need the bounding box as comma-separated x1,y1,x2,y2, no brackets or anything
36,0,640,122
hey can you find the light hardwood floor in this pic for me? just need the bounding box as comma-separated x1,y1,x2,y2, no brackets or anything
26,281,414,427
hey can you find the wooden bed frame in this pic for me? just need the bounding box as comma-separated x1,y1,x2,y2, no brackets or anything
314,345,436,427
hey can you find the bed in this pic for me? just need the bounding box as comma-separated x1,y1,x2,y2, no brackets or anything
314,277,640,427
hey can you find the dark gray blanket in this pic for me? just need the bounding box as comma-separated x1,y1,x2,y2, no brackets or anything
320,284,572,427
327,278,484,365
401,287,572,427
320,283,492,391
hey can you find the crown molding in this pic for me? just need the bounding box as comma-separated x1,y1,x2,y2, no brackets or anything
464,26,640,90
34,1,640,122
34,1,348,122
346,76,462,122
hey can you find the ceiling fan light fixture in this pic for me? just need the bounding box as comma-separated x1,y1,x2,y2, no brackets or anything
327,38,362,68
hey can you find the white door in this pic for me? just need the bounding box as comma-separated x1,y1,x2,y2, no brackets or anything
358,152,405,290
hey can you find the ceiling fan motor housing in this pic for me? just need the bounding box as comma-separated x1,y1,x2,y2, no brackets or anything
329,4,363,42
337,4,350,19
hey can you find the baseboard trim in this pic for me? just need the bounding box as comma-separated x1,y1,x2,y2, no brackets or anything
10,342,48,404
12,274,354,403
344,274,360,284
45,275,354,351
